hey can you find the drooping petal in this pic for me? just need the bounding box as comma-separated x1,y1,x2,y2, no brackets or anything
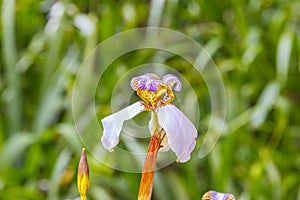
101,101,146,151
157,104,197,162
162,74,182,91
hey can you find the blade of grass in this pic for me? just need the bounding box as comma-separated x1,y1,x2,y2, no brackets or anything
153,171,173,200
165,171,190,200
47,149,71,200
232,0,248,38
0,132,35,171
1,0,21,134
56,123,82,156
33,2,66,133
147,0,165,27
296,30,300,74
250,81,280,128
276,26,295,86
195,37,222,71
90,186,114,200
260,148,282,200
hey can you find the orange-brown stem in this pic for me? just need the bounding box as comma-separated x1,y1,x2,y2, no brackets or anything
138,134,162,200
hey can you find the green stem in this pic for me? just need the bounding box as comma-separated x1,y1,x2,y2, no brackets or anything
150,111,159,135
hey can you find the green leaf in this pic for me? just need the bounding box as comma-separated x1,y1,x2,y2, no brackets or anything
47,149,72,200
0,132,36,171
56,123,82,156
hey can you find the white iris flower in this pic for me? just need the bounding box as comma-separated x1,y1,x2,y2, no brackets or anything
101,73,198,163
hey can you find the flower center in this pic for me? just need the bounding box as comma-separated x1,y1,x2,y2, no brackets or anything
137,84,170,108
130,73,181,108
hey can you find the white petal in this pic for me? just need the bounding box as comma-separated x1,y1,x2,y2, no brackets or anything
148,115,154,134
157,104,197,162
101,101,145,151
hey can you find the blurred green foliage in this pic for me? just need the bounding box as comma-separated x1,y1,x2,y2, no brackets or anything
0,0,300,199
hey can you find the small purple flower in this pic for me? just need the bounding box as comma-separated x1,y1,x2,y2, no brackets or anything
202,191,235,200
101,73,197,163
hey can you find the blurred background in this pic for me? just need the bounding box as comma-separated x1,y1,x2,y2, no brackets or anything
1,0,300,199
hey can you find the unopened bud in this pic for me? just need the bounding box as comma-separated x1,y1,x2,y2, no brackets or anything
77,148,89,200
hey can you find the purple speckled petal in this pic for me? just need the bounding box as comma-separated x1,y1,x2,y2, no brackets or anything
148,79,161,92
210,191,219,199
162,74,182,91
130,76,140,91
157,104,197,162
130,75,149,91
101,101,145,151
144,73,160,80
223,193,235,200
138,78,148,90
131,74,162,92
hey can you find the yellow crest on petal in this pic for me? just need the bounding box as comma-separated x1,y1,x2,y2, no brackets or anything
137,85,167,107
131,73,180,108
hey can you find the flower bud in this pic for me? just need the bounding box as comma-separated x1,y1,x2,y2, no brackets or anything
77,148,89,200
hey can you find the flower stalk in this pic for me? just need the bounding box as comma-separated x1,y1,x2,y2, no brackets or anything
138,133,162,200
